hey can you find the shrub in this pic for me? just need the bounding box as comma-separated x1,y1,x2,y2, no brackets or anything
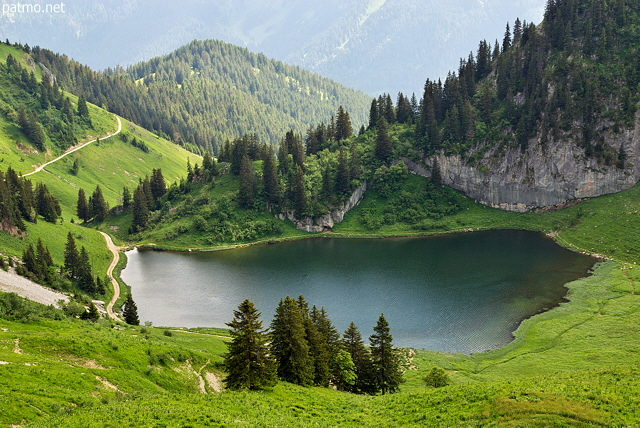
423,367,450,388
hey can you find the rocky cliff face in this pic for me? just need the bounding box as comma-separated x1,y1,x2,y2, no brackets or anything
277,183,367,232
405,114,640,212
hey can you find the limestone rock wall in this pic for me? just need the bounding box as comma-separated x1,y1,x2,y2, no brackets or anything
276,183,367,232
404,117,640,212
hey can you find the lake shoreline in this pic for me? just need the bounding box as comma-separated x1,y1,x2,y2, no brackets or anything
121,229,597,354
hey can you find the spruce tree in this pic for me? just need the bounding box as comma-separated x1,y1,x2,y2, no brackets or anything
335,147,351,197
238,155,257,208
297,296,331,386
343,322,376,394
63,232,79,280
77,188,90,222
131,186,149,232
122,186,131,209
374,117,392,165
77,94,90,119
149,168,166,203
89,185,108,222
292,165,308,216
122,294,140,325
369,314,403,394
270,296,314,386
335,106,353,141
262,146,280,207
77,247,96,293
224,299,277,390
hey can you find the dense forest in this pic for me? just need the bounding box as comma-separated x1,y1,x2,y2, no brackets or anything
27,39,371,153
0,50,94,152
399,0,640,166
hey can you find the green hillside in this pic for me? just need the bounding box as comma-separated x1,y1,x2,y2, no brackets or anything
30,39,371,150
0,43,198,284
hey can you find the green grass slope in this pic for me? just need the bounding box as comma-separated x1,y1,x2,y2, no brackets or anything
30,118,197,220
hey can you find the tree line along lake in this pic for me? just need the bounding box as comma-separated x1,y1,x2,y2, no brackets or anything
121,229,595,354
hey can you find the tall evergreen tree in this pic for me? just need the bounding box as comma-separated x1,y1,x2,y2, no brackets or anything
502,22,512,52
297,296,331,387
343,322,375,394
77,94,90,119
224,299,277,390
238,155,257,208
122,186,132,209
89,185,108,222
369,314,403,394
77,247,96,293
270,296,314,386
76,188,90,223
292,165,307,216
368,98,379,130
131,186,149,232
333,147,350,198
122,294,140,326
262,146,280,207
149,168,166,203
335,106,353,141
63,232,79,280
374,117,392,165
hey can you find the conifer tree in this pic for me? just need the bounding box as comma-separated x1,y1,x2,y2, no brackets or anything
89,185,108,222
224,299,277,390
304,126,319,156
150,169,166,203
369,314,403,394
122,186,132,209
63,232,79,280
297,296,331,387
270,296,314,386
335,147,351,197
77,247,96,293
292,164,307,216
502,22,512,52
238,155,257,208
374,117,392,165
35,183,60,223
343,322,375,394
81,302,100,321
122,294,140,325
77,94,90,119
335,106,353,141
131,186,149,232
77,188,90,222
262,146,280,207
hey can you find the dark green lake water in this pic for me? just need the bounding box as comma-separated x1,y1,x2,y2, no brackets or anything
121,230,595,354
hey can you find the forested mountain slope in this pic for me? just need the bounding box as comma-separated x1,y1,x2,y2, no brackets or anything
393,0,640,210
29,39,371,151
0,0,545,95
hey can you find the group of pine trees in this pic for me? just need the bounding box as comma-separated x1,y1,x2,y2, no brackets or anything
76,186,109,223
220,106,361,217
224,296,403,394
0,167,61,233
62,232,105,295
2,51,92,153
15,233,104,295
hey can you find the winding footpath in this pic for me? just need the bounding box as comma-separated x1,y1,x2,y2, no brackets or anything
21,115,122,177
100,231,124,322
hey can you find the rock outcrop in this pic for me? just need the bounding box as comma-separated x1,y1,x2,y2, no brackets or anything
404,115,640,212
277,183,367,232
